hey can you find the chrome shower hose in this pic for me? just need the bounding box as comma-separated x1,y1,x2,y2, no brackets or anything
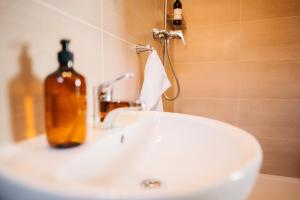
163,39,181,101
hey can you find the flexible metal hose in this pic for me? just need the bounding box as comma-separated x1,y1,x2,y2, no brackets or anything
163,39,181,101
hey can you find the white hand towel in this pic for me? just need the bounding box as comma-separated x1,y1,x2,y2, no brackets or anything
140,50,171,111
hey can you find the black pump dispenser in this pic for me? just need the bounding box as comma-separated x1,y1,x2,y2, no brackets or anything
58,39,73,66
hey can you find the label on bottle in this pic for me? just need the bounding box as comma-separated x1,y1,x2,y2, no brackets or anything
174,8,182,20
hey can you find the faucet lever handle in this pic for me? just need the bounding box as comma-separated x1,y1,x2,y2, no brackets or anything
101,72,134,89
179,32,186,46
171,30,186,46
97,72,134,100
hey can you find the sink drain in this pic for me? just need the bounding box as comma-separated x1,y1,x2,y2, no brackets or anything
141,179,162,189
120,135,125,144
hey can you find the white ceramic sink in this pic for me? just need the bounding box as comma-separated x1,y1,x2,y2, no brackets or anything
0,111,262,200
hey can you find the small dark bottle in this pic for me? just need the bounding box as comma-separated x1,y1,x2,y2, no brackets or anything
173,0,182,26
44,39,87,148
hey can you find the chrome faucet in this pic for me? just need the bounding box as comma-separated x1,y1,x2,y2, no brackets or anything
152,28,186,45
93,72,145,128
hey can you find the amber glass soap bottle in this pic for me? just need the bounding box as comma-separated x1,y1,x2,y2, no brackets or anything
44,39,86,148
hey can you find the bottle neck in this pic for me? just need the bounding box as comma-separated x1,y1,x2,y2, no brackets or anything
174,0,182,9
59,62,73,72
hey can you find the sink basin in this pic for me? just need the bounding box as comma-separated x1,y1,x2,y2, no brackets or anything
0,111,262,200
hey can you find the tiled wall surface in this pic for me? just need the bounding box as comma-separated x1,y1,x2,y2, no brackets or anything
248,174,300,200
174,0,300,178
0,0,166,144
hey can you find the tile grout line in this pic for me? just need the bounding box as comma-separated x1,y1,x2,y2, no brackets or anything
174,58,300,65
171,15,300,30
252,136,300,143
241,14,300,23
178,97,300,101
100,0,104,81
101,29,136,46
186,21,240,29
235,0,242,126
238,59,300,63
30,0,102,31
30,0,137,47
174,60,240,65
178,97,238,101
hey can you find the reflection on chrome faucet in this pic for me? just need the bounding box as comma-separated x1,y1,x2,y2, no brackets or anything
102,102,145,129
93,72,145,128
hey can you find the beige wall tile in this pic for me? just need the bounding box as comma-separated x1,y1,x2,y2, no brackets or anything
238,100,300,140
257,137,300,155
42,0,102,27
102,32,143,102
240,17,300,61
264,152,300,169
242,0,300,20
238,99,300,177
154,0,164,28
258,138,300,177
174,23,240,63
242,126,300,141
176,62,240,98
261,161,300,178
240,61,300,99
248,174,300,200
253,137,300,177
238,99,300,125
261,148,300,177
174,98,238,125
183,0,240,25
103,0,156,44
